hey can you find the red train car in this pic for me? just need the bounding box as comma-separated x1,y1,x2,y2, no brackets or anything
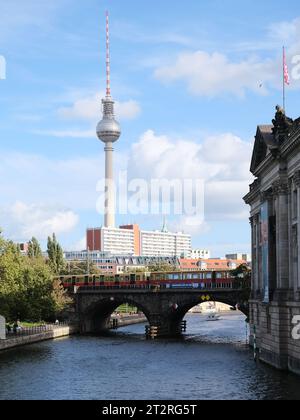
58,270,246,291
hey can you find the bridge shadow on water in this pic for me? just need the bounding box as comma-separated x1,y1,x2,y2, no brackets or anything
92,311,249,348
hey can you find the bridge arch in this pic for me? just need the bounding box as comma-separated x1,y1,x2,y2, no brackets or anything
165,297,248,336
79,296,151,333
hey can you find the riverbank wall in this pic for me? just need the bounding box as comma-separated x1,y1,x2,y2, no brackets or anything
110,314,147,328
0,314,147,352
0,325,79,352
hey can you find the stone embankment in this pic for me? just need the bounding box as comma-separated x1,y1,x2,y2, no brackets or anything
0,314,147,351
110,313,147,329
0,324,79,351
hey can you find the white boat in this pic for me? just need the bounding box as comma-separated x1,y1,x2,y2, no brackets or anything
204,304,221,321
206,311,221,321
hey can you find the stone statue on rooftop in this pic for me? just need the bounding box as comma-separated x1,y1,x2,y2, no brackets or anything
272,105,293,143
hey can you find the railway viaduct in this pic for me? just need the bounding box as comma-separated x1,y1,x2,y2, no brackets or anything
71,287,249,337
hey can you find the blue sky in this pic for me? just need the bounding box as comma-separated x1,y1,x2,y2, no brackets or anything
0,0,300,256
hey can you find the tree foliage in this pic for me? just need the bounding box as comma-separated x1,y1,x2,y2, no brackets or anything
61,260,100,276
147,263,178,272
0,231,71,322
230,263,251,281
47,233,65,274
28,237,42,259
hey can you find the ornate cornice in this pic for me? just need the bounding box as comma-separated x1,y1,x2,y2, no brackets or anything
244,179,261,205
293,170,300,188
249,179,260,193
272,179,289,195
250,214,259,226
260,188,274,202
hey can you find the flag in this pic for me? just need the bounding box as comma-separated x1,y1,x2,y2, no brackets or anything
283,47,290,85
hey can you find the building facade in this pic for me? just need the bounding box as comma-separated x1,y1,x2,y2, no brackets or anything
64,250,179,274
179,258,247,271
64,251,118,275
86,225,191,257
225,253,251,262
140,230,191,258
18,243,29,255
190,249,211,259
87,227,136,256
244,106,300,375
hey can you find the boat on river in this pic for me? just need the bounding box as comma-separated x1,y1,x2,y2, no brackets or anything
205,310,221,321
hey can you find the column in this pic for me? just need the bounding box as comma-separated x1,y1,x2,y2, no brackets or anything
251,215,260,294
273,180,289,290
295,171,300,290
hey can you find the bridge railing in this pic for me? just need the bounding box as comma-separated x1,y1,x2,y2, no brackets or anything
75,281,250,292
5,322,70,339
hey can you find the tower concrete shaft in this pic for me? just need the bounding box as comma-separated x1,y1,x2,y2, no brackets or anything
104,141,115,228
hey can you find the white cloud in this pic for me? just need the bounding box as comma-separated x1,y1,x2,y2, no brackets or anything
65,236,86,252
153,16,300,97
1,201,79,241
58,94,141,122
154,51,276,97
127,130,253,221
168,217,211,236
0,128,253,243
0,152,106,211
268,18,300,45
115,100,141,120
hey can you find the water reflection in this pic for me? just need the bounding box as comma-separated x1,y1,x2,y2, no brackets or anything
0,313,300,400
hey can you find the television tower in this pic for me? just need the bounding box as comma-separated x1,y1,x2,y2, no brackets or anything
96,11,121,228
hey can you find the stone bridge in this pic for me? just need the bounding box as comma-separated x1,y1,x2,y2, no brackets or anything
72,288,249,337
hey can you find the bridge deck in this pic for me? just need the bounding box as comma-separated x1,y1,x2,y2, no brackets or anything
75,287,245,294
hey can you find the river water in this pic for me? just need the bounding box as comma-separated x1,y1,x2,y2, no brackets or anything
1,313,300,400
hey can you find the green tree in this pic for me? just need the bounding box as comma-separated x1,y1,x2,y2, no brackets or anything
51,277,72,317
0,230,72,322
61,260,100,276
0,236,24,320
47,233,65,274
28,237,42,259
230,263,251,283
147,263,178,272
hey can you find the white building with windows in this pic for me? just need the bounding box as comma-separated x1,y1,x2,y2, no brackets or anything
190,249,211,259
102,227,136,255
87,224,191,258
140,230,191,258
225,253,251,262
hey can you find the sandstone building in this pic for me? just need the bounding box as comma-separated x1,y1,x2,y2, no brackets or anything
244,106,300,374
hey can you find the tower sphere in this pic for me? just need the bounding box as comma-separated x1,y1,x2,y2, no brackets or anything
96,98,121,144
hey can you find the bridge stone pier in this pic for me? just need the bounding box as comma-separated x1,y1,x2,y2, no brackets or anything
72,289,248,338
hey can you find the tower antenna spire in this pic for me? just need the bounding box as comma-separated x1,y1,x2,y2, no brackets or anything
106,10,111,97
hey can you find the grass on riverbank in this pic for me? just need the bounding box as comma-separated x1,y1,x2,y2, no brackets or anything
19,322,46,327
115,304,138,314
